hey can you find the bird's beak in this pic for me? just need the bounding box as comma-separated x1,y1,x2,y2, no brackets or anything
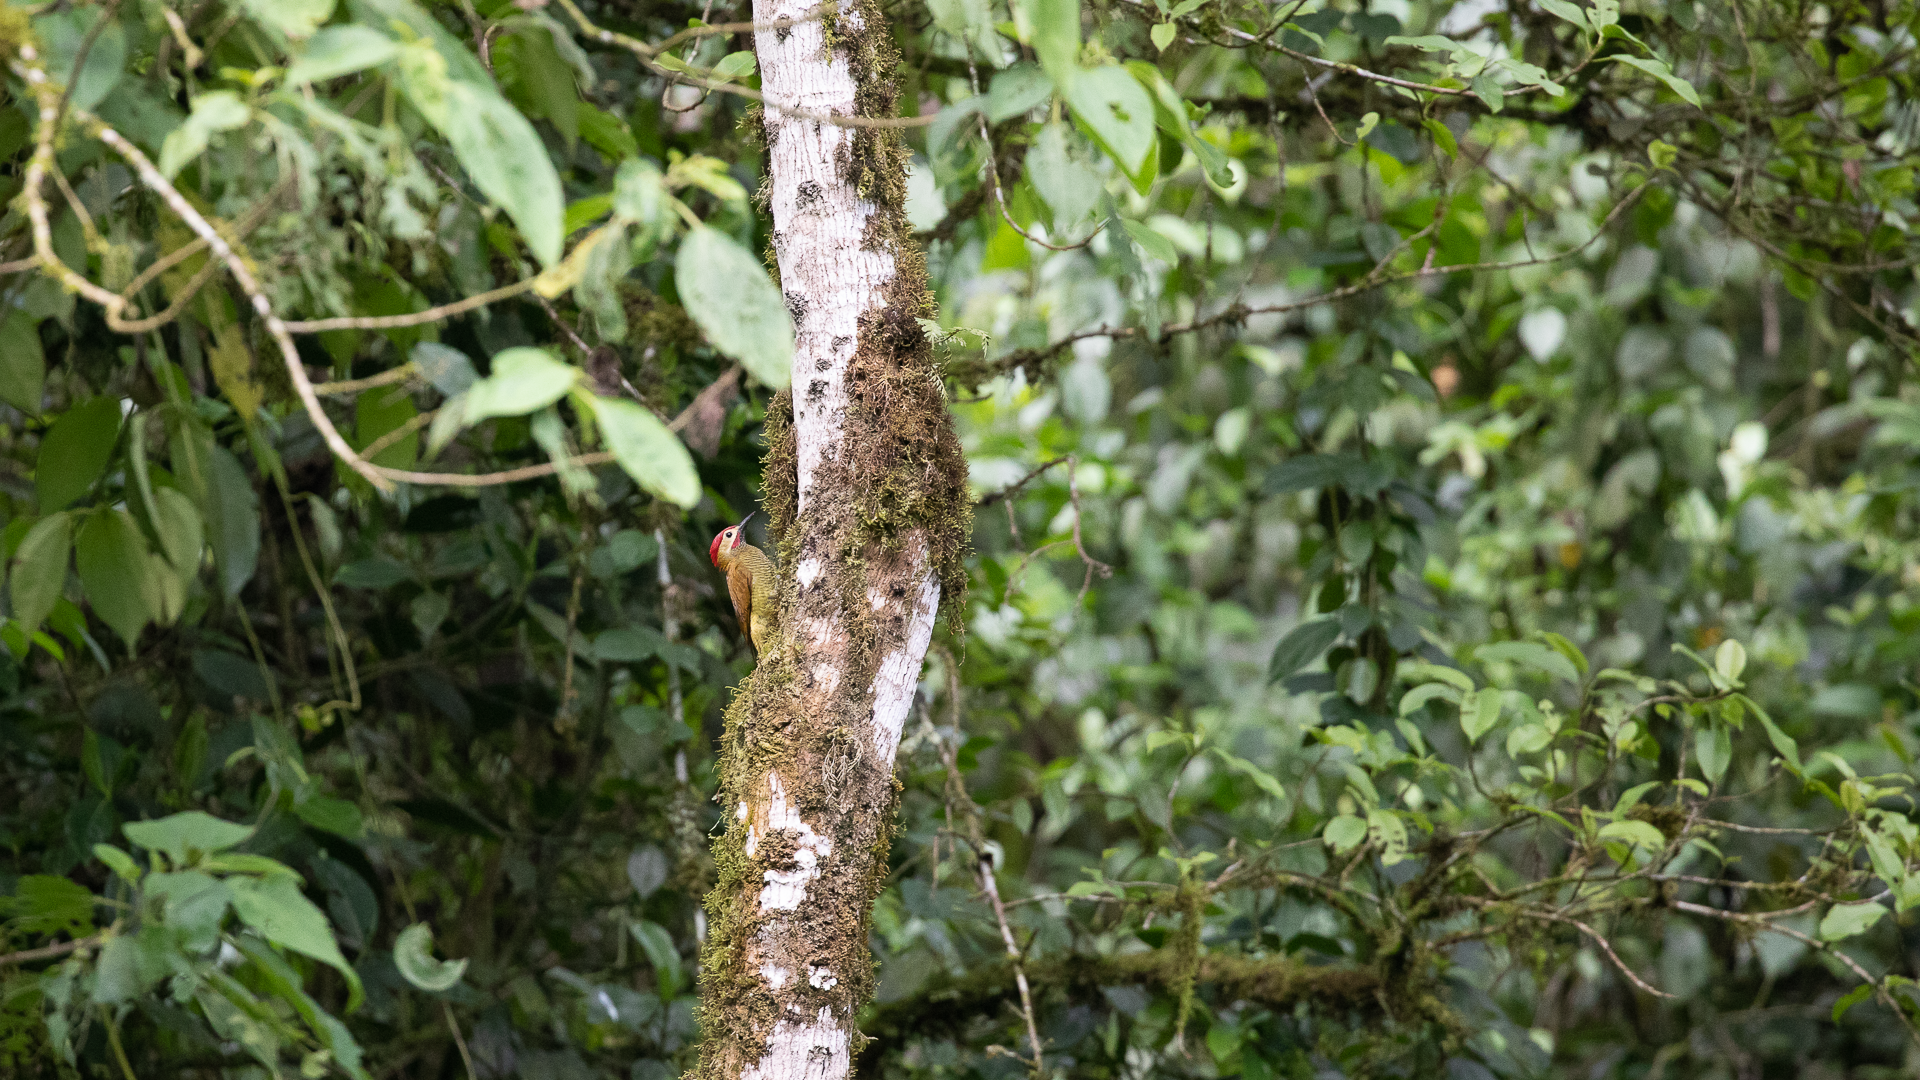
737,511,756,534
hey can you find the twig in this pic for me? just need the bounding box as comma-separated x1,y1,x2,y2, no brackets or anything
282,278,539,333
979,180,1652,382
554,0,938,129
0,933,103,967
444,1003,479,1080
933,656,1045,1078
314,364,417,397
976,458,1069,507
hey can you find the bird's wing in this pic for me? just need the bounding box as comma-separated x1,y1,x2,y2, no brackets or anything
727,564,754,640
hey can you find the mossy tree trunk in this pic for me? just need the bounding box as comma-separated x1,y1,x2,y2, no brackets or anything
692,1,969,1078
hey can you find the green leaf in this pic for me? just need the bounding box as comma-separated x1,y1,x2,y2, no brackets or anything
1696,724,1732,785
124,810,255,865
1150,22,1175,51
1505,723,1552,756
1714,639,1747,684
506,23,581,148
193,442,261,600
1476,641,1579,683
36,396,121,512
1267,617,1339,683
0,312,45,413
629,918,685,996
463,348,579,425
38,8,127,113
1647,138,1679,169
239,0,335,37
1066,66,1157,175
1598,819,1666,850
1398,682,1462,716
1460,689,1503,742
355,385,419,469
1538,631,1590,677
1212,749,1285,801
1323,814,1367,853
1120,218,1177,264
75,510,156,648
578,103,638,159
412,342,479,397
1536,0,1592,30
93,843,142,885
1367,808,1410,866
1608,55,1702,107
675,227,795,389
1832,984,1875,1023
588,397,702,509
1022,0,1081,85
159,91,253,179
437,82,565,267
284,25,399,85
149,487,205,577
9,512,73,635
394,923,469,992
1739,694,1802,772
1399,661,1474,692
0,874,96,937
1819,900,1888,942
90,930,172,1004
293,796,365,840
987,63,1055,122
1026,123,1105,232
227,875,364,1010
1421,118,1458,159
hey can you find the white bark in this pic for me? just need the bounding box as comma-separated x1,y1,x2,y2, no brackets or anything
724,2,945,1078
753,0,895,515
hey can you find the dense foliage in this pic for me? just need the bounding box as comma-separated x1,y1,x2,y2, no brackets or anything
3,0,1920,1077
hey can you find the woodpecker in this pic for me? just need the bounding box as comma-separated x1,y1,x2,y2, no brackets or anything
709,512,776,655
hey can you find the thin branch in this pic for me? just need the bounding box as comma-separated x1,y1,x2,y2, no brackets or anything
282,278,539,333
554,0,938,129
0,933,103,967
978,180,1652,382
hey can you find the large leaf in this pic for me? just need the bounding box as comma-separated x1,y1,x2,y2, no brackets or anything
124,811,255,864
1064,66,1155,176
1475,641,1579,683
227,875,364,1010
200,443,261,599
75,509,158,647
437,81,565,267
158,91,253,179
284,25,399,85
38,8,127,112
0,311,45,413
463,348,579,425
9,512,72,635
589,397,702,508
1021,0,1081,85
1026,123,1104,232
675,227,794,390
36,397,121,512
1818,901,1888,942
239,0,335,38
1268,617,1340,683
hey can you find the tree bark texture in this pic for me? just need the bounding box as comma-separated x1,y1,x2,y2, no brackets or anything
692,2,969,1078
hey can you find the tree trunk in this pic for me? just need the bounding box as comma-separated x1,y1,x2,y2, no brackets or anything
692,2,969,1078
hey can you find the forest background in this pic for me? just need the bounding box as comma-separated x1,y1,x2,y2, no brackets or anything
2,0,1920,1078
